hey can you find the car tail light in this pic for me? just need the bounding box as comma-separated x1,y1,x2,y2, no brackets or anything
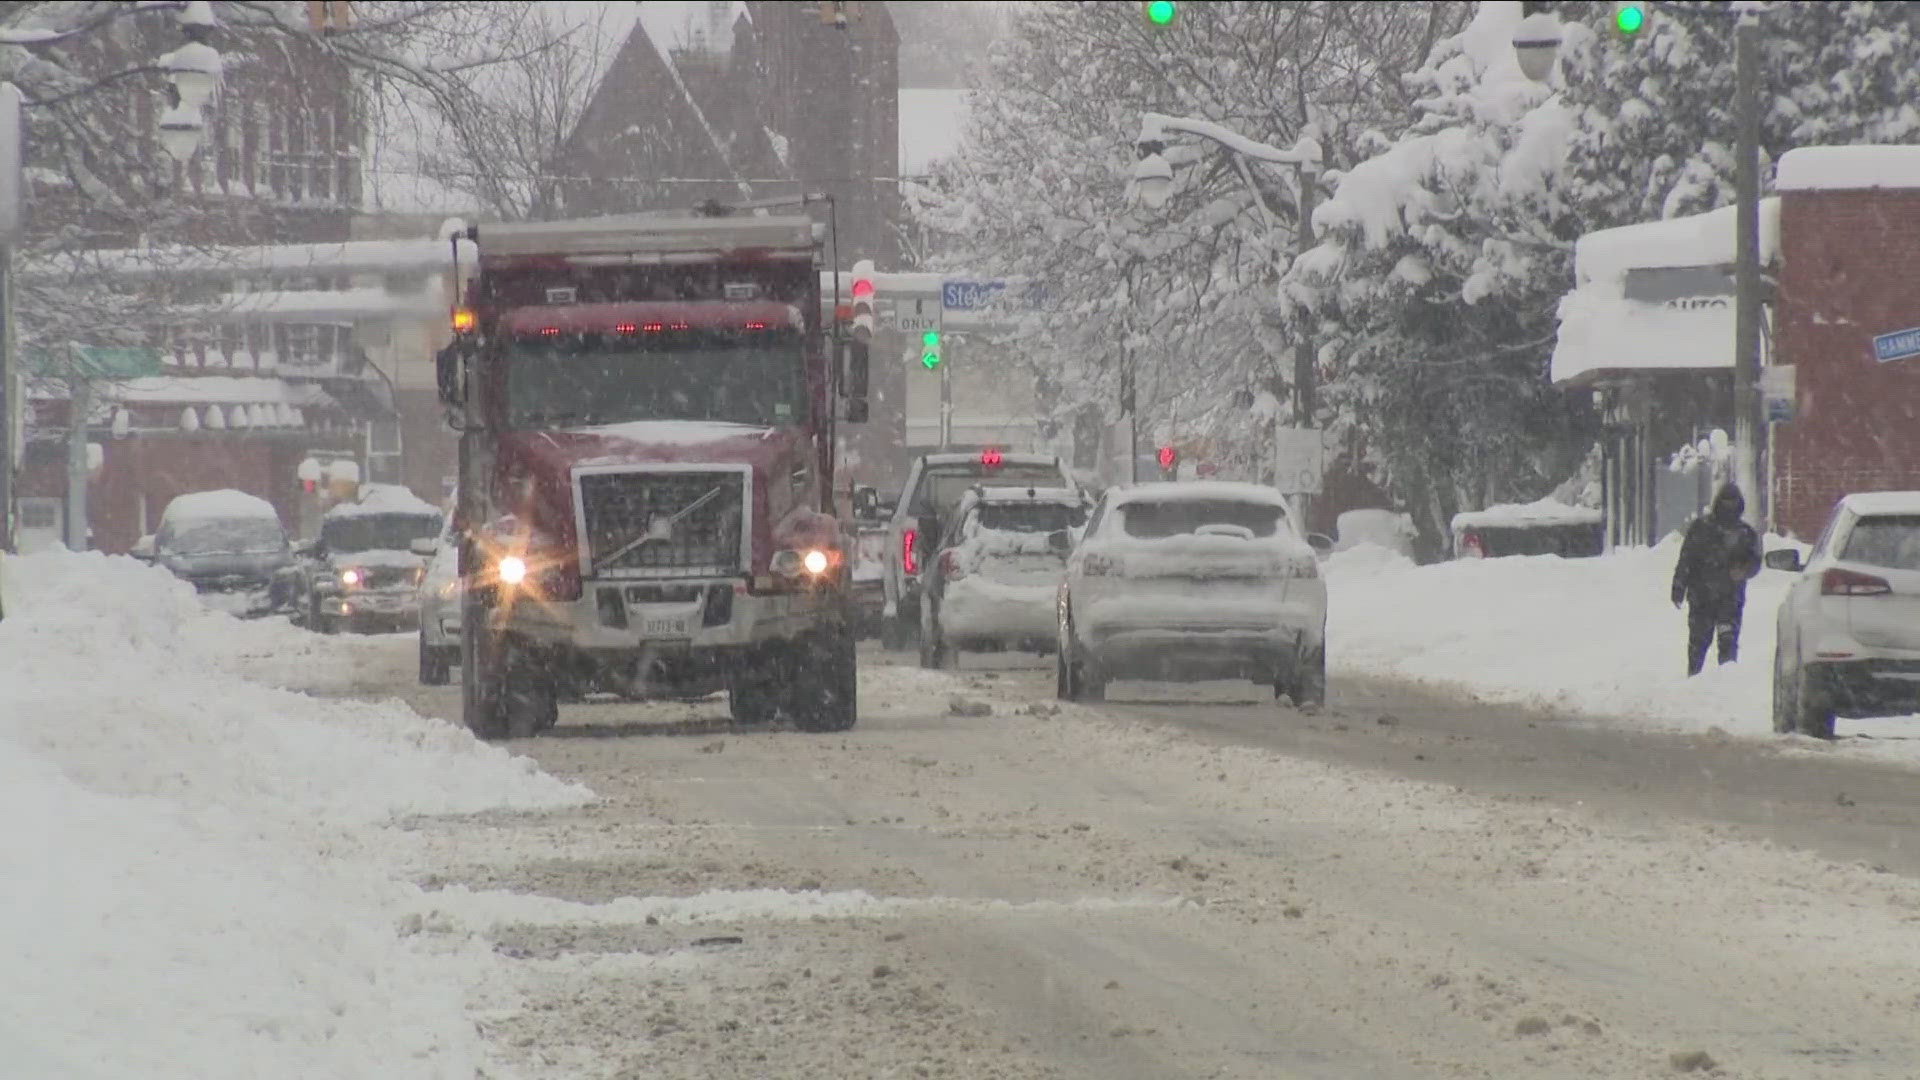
903,528,918,576
1822,567,1892,596
1082,553,1121,577
939,548,965,580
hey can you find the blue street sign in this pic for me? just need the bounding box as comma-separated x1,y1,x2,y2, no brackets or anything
942,280,1007,311
1871,326,1920,364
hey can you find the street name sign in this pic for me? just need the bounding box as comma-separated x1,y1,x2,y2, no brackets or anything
1871,326,1920,364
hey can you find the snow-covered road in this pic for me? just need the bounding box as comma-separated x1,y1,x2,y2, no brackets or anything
10,548,1920,1078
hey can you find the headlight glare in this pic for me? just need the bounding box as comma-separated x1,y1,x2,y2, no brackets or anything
339,568,361,587
497,555,528,586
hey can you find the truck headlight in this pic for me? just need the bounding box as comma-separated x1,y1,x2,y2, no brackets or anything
771,548,834,578
497,555,528,586
339,567,362,588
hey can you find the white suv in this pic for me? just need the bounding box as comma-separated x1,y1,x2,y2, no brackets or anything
1768,492,1920,738
1056,481,1328,707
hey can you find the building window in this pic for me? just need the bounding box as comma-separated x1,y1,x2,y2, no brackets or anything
367,419,403,485
311,108,333,202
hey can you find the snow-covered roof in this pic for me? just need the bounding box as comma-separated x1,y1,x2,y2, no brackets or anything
91,376,336,408
900,88,970,175
1551,289,1736,385
1109,481,1289,508
329,484,440,519
21,239,468,283
1573,198,1780,288
159,489,279,525
203,288,448,323
565,420,772,446
922,451,1059,467
1776,146,1920,192
1452,498,1601,532
1840,491,1920,517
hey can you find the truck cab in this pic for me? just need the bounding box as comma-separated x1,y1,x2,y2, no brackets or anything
438,210,868,738
880,449,1076,649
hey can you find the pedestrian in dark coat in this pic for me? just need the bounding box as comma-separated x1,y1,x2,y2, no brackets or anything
1670,482,1764,676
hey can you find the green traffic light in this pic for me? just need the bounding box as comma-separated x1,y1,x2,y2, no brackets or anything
921,352,941,371
1614,3,1645,35
921,329,940,347
1145,1,1176,27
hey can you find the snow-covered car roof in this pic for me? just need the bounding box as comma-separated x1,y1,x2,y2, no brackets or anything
326,483,441,519
159,488,280,525
971,485,1084,505
1451,498,1601,532
1840,491,1920,517
1106,481,1290,509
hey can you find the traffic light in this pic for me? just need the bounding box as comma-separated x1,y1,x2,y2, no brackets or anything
920,328,942,371
849,259,876,343
1142,1,1177,27
1613,0,1646,36
1157,444,1178,479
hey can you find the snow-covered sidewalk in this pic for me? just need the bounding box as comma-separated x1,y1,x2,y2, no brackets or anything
1324,540,1920,764
0,552,592,1079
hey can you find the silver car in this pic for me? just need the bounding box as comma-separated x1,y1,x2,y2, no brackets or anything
1768,491,1920,738
415,514,463,685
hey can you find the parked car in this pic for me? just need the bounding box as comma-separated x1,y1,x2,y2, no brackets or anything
1333,507,1419,561
918,485,1087,668
415,511,463,684
1451,499,1604,559
881,449,1078,649
281,484,442,634
1767,491,1920,739
1056,481,1328,707
131,489,293,617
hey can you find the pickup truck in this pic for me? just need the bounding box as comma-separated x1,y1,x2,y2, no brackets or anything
878,450,1076,649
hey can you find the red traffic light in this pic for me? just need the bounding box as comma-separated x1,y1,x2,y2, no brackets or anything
1157,445,1177,470
851,277,875,299
980,448,1003,468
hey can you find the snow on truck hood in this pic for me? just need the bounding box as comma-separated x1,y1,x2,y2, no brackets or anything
504,421,802,473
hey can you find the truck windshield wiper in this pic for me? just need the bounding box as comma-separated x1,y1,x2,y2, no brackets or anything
596,485,726,568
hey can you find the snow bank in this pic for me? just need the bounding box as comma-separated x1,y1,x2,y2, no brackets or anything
1776,144,1920,192
1325,541,1920,755
0,552,591,1078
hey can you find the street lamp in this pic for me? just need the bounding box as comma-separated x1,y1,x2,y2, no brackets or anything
1511,12,1562,82
1128,111,1325,510
1513,3,1768,529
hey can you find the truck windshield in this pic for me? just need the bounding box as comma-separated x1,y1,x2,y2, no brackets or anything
505,328,804,429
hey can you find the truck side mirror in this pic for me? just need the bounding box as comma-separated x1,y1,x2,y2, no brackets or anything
435,341,465,409
842,339,869,423
852,485,879,519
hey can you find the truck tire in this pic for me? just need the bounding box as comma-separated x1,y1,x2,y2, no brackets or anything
918,602,951,670
790,622,857,733
419,635,451,686
500,637,559,738
1795,669,1836,740
1058,615,1104,703
728,655,780,725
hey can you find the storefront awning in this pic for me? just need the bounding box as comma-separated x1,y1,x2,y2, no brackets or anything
1551,289,1735,387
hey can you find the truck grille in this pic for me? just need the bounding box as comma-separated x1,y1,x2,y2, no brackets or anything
577,469,746,578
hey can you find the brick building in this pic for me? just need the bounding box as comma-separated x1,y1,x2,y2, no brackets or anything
8,6,410,553
1771,146,1920,540
1552,144,1920,545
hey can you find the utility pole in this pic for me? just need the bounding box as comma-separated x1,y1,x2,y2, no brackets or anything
1732,13,1763,529
1291,161,1318,526
0,82,22,557
937,338,953,450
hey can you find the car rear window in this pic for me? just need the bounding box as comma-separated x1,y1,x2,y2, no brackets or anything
1842,515,1920,571
911,464,1065,517
976,503,1085,533
1119,499,1284,539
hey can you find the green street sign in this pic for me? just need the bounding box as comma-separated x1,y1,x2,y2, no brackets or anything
24,344,164,378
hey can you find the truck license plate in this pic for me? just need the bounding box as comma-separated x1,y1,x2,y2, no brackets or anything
643,617,689,637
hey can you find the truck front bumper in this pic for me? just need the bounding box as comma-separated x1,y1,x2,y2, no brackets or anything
498,577,840,653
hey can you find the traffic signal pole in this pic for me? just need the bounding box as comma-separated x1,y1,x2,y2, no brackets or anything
938,336,953,450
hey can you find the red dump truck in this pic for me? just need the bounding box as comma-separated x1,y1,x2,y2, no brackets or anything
434,206,869,738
